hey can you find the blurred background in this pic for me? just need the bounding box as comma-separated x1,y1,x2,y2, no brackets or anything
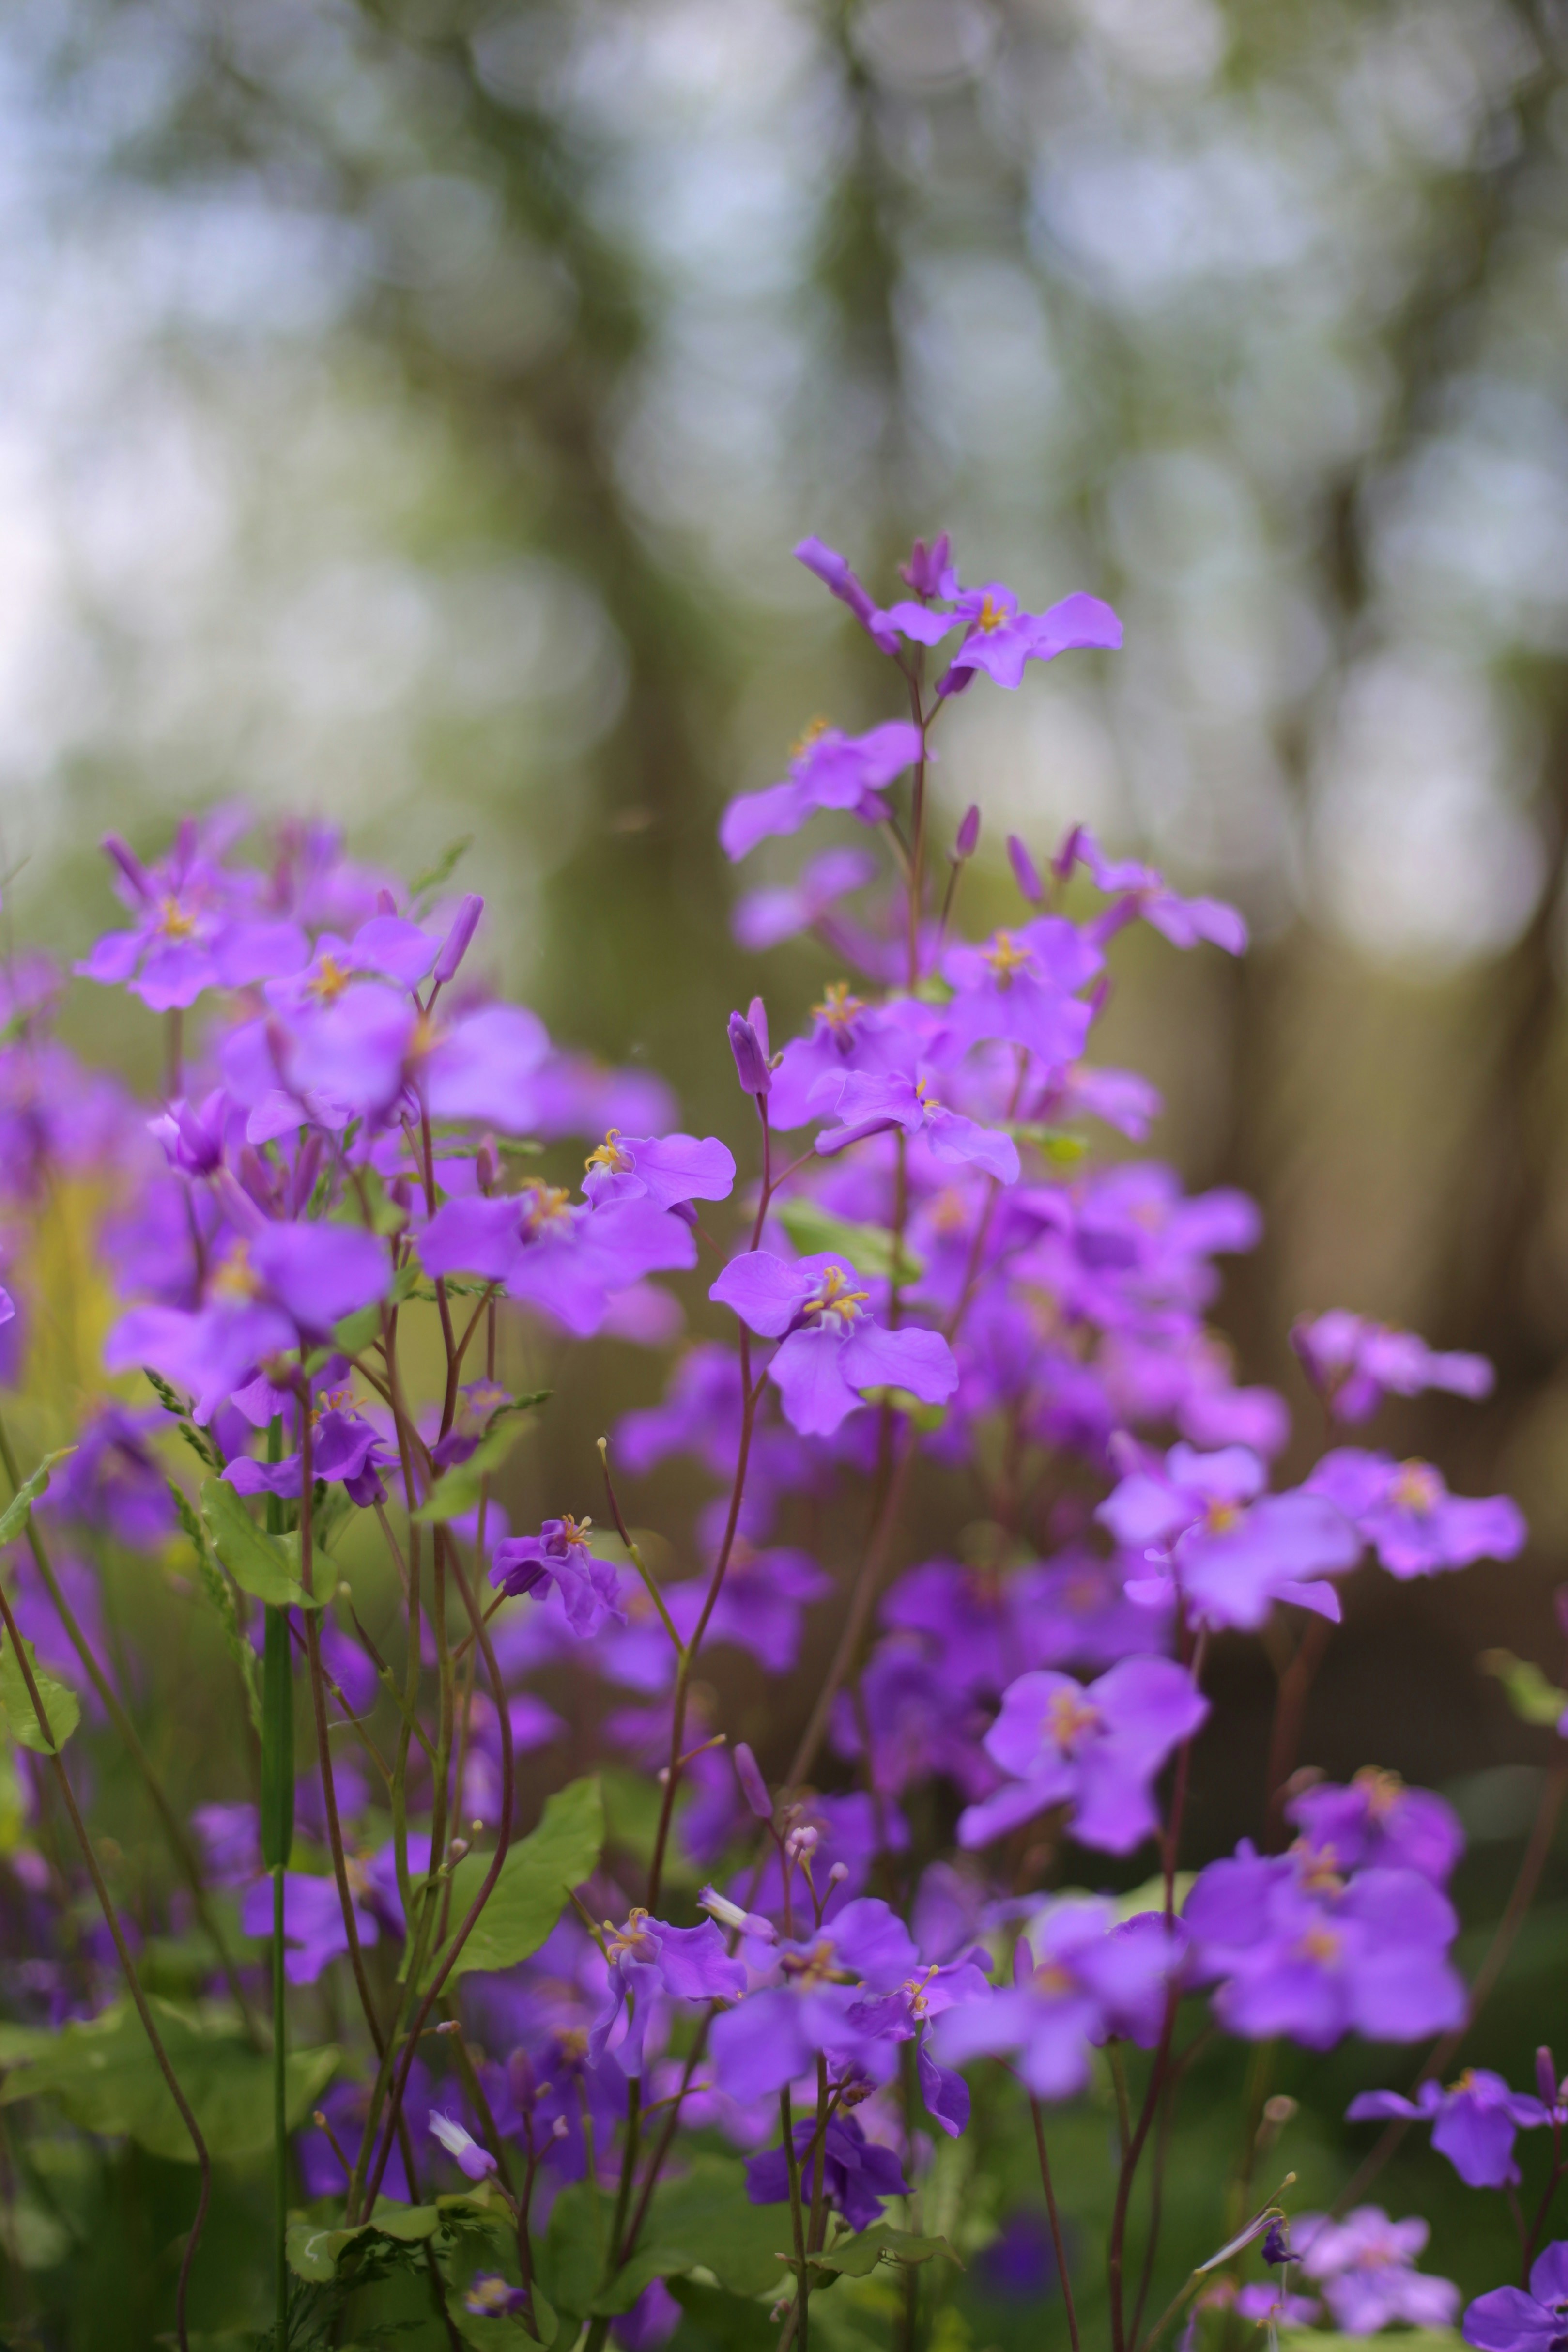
6,0,1568,2332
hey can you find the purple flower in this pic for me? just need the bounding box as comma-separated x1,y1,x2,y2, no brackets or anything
1347,2070,1551,2190
589,1908,747,2078
1295,2208,1459,2334
663,1543,830,1674
465,2278,531,2321
746,2107,911,2231
1291,1310,1494,1424
77,824,308,1011
956,1656,1207,1853
581,1129,736,1212
419,1184,694,1338
1466,2242,1568,2352
613,2281,681,2352
719,720,924,861
1288,1769,1463,1886
708,1898,920,2100
733,846,880,954
1054,825,1247,956
940,920,1099,1067
226,1403,392,1508
1098,1442,1360,1631
240,1868,380,1986
794,536,957,653
814,1055,1020,1184
429,2112,498,2183
1184,1843,1465,2050
940,586,1122,694
932,1899,1183,2097
492,1517,627,1637
45,1404,176,1550
711,1250,957,1437
1305,1449,1525,1578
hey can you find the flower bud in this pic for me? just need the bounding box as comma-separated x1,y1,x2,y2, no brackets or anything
103,834,153,901
699,1884,775,1939
728,1011,771,1097
951,804,981,863
734,1741,772,1820
1538,2045,1559,2105
1261,2222,1290,2268
376,887,399,916
747,996,770,1059
476,1138,498,1193
827,1861,849,1886
434,893,484,985
785,1824,819,1863
1007,834,1044,906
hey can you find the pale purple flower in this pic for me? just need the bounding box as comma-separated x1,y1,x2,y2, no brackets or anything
1466,2241,1568,2352
240,1868,380,1986
492,1517,627,1637
1291,1310,1493,1424
709,1897,920,2100
429,2112,498,2183
940,587,1122,694
1288,1769,1463,1886
956,1656,1208,1852
710,1249,957,1436
814,1059,1020,1183
1305,1449,1525,1578
1347,2070,1551,2190
747,2109,910,2229
1099,1441,1360,1631
419,1184,694,1337
1054,825,1247,955
719,720,924,861
581,1129,736,1212
733,846,879,953
931,1898,1182,2098
793,536,958,653
589,1909,747,2077
940,919,1100,1067
1295,2208,1458,2335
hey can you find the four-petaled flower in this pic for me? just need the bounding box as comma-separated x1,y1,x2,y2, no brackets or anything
1305,1448,1525,1579
957,1657,1208,1853
492,1517,628,1637
710,1250,958,1436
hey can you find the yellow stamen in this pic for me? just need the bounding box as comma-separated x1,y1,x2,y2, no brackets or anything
803,1265,869,1328
1296,1925,1342,1965
983,930,1031,987
1204,1497,1244,1535
791,715,833,761
520,1183,573,1234
813,980,864,1033
780,1939,846,1988
1390,1460,1441,1516
1354,1764,1405,1817
976,593,1008,634
210,1243,264,1302
1033,1960,1077,1998
1291,1840,1345,1897
585,1128,634,1176
1045,1688,1102,1753
307,950,354,1005
155,896,199,942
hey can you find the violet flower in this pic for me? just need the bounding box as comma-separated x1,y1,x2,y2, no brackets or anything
710,1249,957,1437
1347,2070,1552,2190
1098,1441,1360,1631
1465,2242,1568,2352
240,1868,380,1987
719,720,924,862
429,2112,498,2183
1291,1309,1493,1424
1305,1448,1525,1578
77,824,308,1010
793,536,958,653
956,1656,1207,1853
940,919,1099,1067
1054,824,1247,955
581,1129,736,1212
419,1181,695,1338
1287,1769,1463,1886
732,846,880,954
940,585,1122,694
1294,2208,1459,2334
589,1909,747,2077
708,1898,920,2100
746,2107,910,2231
931,1898,1183,2098
492,1517,627,1637
813,1050,1021,1184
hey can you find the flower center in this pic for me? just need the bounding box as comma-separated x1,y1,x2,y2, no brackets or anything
1390,1459,1441,1515
1045,1688,1102,1753
555,1515,593,1555
780,1939,843,1988
791,715,833,761
155,896,199,942
307,950,354,1005
1203,1497,1245,1535
468,2281,517,2317
914,1075,944,1116
519,1183,574,1236
1296,1924,1342,1966
1291,1840,1345,1897
983,930,1031,987
210,1244,264,1302
585,1128,634,1175
976,593,1007,634
804,1265,869,1329
604,1906,657,1964
1032,1960,1077,1998
814,980,864,1034
1354,1764,1404,1817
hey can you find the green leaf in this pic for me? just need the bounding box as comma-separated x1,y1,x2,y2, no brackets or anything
429,1778,603,1984
1003,1122,1088,1164
772,1198,923,1285
0,1998,337,2163
538,2182,605,2321
599,1766,698,1892
646,2155,796,2298
667,2277,780,2352
856,1386,948,1432
807,2226,962,2278
1481,1649,1568,1729
287,2199,444,2282
0,1634,80,1755
199,1477,325,1611
411,1398,551,1524
0,1448,74,1549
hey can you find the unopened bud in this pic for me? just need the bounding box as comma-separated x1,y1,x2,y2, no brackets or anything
785,1825,819,1863
433,893,484,985
699,1884,775,1939
827,1861,848,1886
313,2110,329,2129
103,833,154,901
727,1011,771,1098
1261,2095,1298,2128
449,1838,469,1862
1007,834,1044,906
376,887,398,916
476,1138,498,1192
734,1742,772,1821
1539,2046,1559,2106
552,2115,569,2140
1261,2222,1290,2268
747,996,771,1060
951,804,981,863
435,2018,461,2036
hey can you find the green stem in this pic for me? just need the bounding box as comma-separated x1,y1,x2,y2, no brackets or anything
273,1862,288,2348
780,2087,810,2352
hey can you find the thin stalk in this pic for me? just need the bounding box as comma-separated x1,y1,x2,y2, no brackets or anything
0,1575,209,2352
785,1434,917,1790
1030,2095,1081,2352
780,2087,811,2352
272,1862,289,2346
1264,1613,1333,1844
0,1412,259,2039
261,1429,294,2348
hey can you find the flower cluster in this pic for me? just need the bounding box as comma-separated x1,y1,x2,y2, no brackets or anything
0,529,1544,2352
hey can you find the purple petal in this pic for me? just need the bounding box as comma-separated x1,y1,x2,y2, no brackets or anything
708,1250,812,1338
